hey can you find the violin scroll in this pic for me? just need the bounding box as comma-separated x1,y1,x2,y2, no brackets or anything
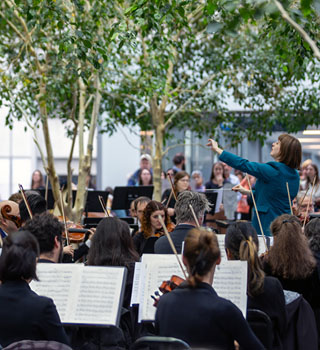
1,204,22,228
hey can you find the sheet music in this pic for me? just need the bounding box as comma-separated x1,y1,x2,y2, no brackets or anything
30,264,126,326
258,235,268,256
130,262,141,306
214,189,223,213
139,255,183,322
216,234,227,261
214,261,247,317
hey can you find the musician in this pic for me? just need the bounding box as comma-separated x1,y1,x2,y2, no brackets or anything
155,191,210,254
19,192,47,225
0,200,20,236
23,213,64,263
155,227,263,349
133,201,171,256
262,214,320,311
134,196,151,226
207,134,302,236
87,217,139,308
0,230,69,346
305,218,320,279
225,222,287,349
161,171,190,220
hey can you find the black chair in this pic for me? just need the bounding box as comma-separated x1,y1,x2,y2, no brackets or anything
131,336,190,350
247,308,273,350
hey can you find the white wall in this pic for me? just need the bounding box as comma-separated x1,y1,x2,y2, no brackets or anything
98,125,141,190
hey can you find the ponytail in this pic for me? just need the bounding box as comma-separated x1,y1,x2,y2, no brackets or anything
225,222,265,297
184,228,220,288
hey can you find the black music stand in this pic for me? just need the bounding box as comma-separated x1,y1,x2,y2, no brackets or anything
204,190,218,215
37,189,77,210
84,190,109,217
112,186,153,210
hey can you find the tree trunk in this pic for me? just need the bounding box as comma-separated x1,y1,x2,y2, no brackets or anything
150,96,164,201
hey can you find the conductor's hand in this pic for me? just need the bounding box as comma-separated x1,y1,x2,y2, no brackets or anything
206,139,223,155
232,184,250,196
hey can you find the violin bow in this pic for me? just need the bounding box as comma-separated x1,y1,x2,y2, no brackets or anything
188,204,200,228
245,175,268,252
98,195,109,217
286,182,293,216
18,184,33,219
59,189,70,246
158,214,187,280
302,176,316,230
167,173,177,201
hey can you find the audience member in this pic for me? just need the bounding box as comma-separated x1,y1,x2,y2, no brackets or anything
191,170,205,192
155,191,210,254
138,168,153,186
300,159,312,190
205,162,228,189
0,230,69,346
172,153,185,173
305,164,320,210
127,154,152,186
155,227,263,349
225,222,287,349
31,169,45,190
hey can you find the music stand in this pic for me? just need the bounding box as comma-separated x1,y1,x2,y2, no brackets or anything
112,186,154,210
204,190,218,215
84,190,109,217
37,189,77,210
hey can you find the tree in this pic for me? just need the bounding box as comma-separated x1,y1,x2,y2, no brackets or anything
102,0,320,200
0,0,126,221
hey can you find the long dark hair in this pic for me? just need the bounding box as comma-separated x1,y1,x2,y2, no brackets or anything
209,162,225,182
138,168,153,185
225,222,265,297
269,214,316,279
306,164,319,187
184,228,220,288
87,217,139,267
0,230,39,283
305,218,320,253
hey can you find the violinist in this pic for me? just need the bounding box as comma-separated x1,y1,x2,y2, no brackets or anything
19,192,47,225
225,222,287,350
161,171,190,221
207,134,302,236
155,191,209,254
155,227,263,349
0,200,20,237
23,213,64,263
133,200,171,256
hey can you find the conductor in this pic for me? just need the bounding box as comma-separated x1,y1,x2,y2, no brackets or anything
207,134,301,236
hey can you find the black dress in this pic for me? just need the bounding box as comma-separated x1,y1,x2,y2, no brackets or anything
155,282,263,349
133,231,158,256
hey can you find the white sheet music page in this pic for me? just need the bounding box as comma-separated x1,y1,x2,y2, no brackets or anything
216,234,227,261
213,261,247,318
30,264,126,326
130,262,141,306
139,254,184,322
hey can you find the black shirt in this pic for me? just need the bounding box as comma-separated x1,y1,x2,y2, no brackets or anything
155,282,263,349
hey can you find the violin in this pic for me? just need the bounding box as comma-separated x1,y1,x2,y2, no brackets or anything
58,218,88,243
152,275,185,306
1,204,22,228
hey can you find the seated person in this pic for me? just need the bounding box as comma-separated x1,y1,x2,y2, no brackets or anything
155,227,263,349
225,222,287,349
262,214,320,311
0,230,69,347
133,201,171,256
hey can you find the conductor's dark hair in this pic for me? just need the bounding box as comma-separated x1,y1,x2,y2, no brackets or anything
0,230,39,283
225,222,265,297
184,228,220,288
278,134,302,169
87,217,139,267
23,213,63,254
19,193,47,223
